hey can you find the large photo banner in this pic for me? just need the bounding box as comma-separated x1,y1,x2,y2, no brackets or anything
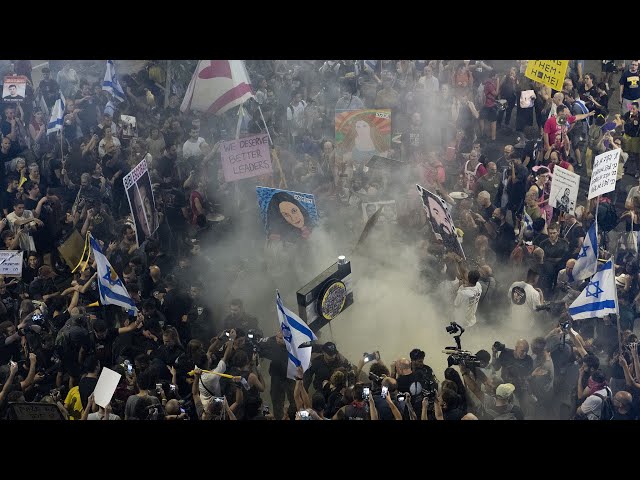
123,158,159,247
335,109,391,167
256,187,319,242
220,133,272,182
416,184,465,259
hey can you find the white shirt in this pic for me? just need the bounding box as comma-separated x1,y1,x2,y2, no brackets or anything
286,100,307,131
182,137,206,159
87,412,120,420
7,210,36,251
418,75,440,94
508,281,542,332
199,359,226,411
453,282,482,327
581,387,612,420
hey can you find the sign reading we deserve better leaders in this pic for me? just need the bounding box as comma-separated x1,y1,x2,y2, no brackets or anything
220,134,272,182
524,60,568,91
589,148,621,199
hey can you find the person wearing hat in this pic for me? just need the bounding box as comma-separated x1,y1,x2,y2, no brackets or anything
303,341,351,393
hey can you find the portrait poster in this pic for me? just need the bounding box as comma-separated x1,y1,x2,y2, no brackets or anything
548,166,580,215
2,76,26,103
361,200,398,226
120,115,138,138
416,184,465,259
123,158,159,247
256,186,319,241
335,109,391,168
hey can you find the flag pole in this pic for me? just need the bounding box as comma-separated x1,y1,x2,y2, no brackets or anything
258,105,273,146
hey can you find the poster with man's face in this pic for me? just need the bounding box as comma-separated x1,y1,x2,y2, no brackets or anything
416,184,465,259
123,158,158,247
2,76,26,103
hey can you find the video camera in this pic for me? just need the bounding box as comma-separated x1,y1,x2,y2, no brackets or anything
442,321,482,370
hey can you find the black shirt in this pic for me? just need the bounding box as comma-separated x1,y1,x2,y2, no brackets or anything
258,336,289,379
29,277,57,300
90,328,119,367
79,376,99,410
494,349,533,392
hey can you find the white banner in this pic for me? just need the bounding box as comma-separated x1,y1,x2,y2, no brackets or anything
549,166,580,215
589,149,621,199
0,251,23,276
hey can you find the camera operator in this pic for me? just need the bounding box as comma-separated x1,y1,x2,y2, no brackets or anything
400,348,438,418
491,339,533,417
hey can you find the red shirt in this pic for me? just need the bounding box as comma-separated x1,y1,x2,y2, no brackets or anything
543,115,576,141
483,80,497,108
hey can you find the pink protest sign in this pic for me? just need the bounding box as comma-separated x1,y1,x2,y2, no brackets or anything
220,134,272,182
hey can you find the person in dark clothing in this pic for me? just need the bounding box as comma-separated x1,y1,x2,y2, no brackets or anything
492,339,534,416
258,330,296,421
88,317,141,369
161,275,192,344
78,355,100,410
153,326,184,367
29,265,58,301
539,223,570,294
491,207,516,262
222,298,259,333
303,342,351,392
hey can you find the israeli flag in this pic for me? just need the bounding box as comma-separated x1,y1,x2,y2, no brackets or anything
46,93,65,135
364,60,377,72
102,60,125,103
523,211,533,231
572,222,598,281
568,258,618,320
276,290,317,380
90,234,137,315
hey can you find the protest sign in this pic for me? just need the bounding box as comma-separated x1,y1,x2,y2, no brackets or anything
123,158,158,246
93,367,122,408
120,115,138,138
524,60,568,91
256,187,319,241
588,148,621,199
416,184,465,259
0,251,23,276
549,166,580,215
335,109,391,167
2,76,26,103
361,200,397,225
220,134,272,182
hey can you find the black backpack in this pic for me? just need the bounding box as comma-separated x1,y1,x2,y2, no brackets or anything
593,389,614,421
597,201,618,232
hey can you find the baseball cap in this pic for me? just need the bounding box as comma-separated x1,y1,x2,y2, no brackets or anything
495,383,516,399
322,342,337,356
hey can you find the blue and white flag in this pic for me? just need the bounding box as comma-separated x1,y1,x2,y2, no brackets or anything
364,60,377,72
46,93,65,135
90,234,137,315
568,258,618,320
276,290,317,380
102,60,125,103
523,211,533,231
572,221,598,281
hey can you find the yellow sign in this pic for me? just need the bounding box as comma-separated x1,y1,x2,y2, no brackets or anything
524,60,569,91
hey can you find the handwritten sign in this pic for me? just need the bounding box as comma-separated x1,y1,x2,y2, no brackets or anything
8,402,64,420
0,251,23,276
589,149,621,199
549,166,580,215
524,60,568,91
220,134,272,182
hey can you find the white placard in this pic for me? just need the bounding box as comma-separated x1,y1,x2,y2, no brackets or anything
0,251,23,276
549,166,580,215
93,367,121,409
589,149,621,199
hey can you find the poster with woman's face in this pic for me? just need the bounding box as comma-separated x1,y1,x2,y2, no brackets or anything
335,109,391,168
416,184,465,259
256,186,319,242
123,159,159,247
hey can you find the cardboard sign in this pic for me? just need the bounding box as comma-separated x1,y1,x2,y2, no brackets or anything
416,184,465,259
256,186,319,239
0,251,23,276
7,402,64,420
524,60,568,91
2,76,27,103
549,166,580,215
220,134,272,182
93,367,122,408
589,149,621,199
335,109,392,167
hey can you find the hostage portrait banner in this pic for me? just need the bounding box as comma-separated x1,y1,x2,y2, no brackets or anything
335,109,391,168
256,187,319,242
123,158,159,247
548,165,580,215
416,184,465,259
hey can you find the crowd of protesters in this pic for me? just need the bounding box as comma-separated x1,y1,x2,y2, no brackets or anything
0,59,639,421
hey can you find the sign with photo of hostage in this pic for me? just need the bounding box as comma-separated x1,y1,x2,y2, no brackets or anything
549,165,580,215
416,184,465,259
361,200,397,226
2,76,26,103
220,134,272,182
123,158,159,247
335,109,391,170
120,115,138,138
256,187,319,242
